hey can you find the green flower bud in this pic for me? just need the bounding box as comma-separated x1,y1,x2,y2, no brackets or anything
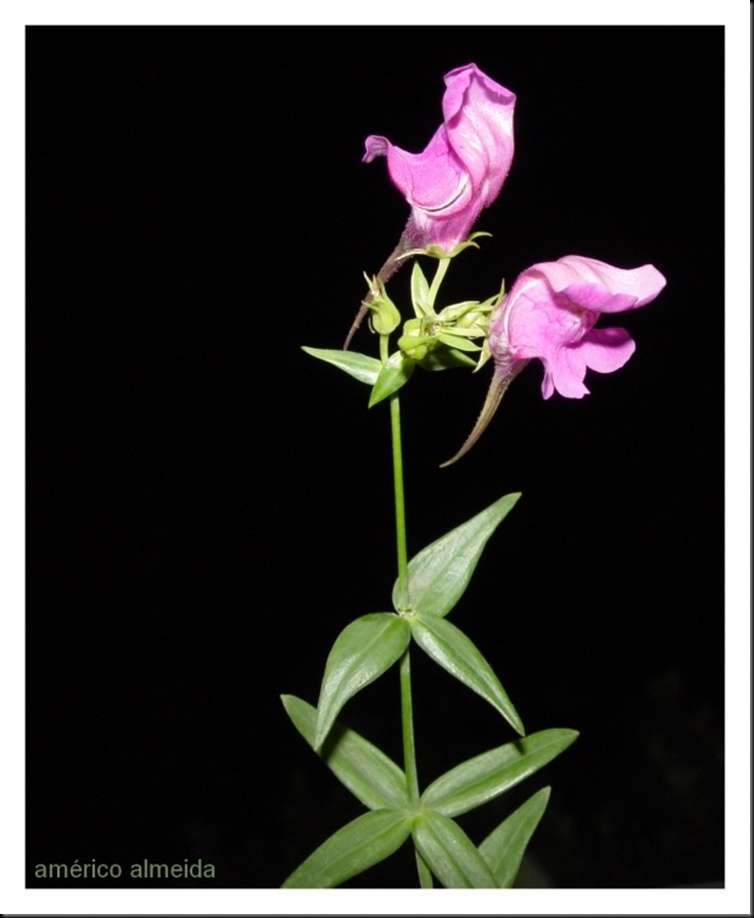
363,274,402,336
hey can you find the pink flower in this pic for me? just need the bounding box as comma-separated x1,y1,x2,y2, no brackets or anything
489,255,667,398
441,256,666,466
363,63,516,251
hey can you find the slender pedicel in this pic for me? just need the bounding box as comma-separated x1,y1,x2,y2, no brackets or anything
440,366,524,467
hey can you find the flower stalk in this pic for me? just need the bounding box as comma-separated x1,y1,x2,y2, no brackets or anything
384,333,409,608
379,321,429,885
392,398,432,887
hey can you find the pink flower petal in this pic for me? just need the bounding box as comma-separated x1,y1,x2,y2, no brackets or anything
364,127,471,215
545,346,590,399
579,327,636,374
538,256,667,313
442,64,516,209
488,255,665,400
363,64,515,250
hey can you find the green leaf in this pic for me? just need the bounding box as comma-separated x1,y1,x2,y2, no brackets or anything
412,811,497,888
281,809,411,888
415,850,434,888
315,613,411,749
410,261,431,316
302,346,381,386
369,352,415,407
392,492,520,618
421,729,578,816
479,787,552,888
410,615,524,736
281,695,410,811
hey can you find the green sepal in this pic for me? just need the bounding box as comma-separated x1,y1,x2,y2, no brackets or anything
315,613,411,749
410,261,431,317
302,346,381,386
436,331,481,352
440,299,493,324
410,615,524,736
396,325,435,361
412,810,497,888
281,809,411,888
363,274,401,336
368,352,415,407
401,231,493,262
478,787,552,888
473,338,492,372
421,729,578,816
392,492,521,618
281,695,410,811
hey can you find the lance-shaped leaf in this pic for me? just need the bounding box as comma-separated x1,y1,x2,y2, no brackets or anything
369,351,415,407
302,346,382,386
421,729,578,816
392,492,520,617
281,694,409,811
412,810,497,888
479,786,551,888
410,615,524,736
281,809,411,888
315,613,410,749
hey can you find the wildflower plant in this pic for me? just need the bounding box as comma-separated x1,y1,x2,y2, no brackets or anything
282,64,665,889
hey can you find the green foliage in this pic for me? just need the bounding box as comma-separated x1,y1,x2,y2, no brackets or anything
368,352,415,407
421,730,578,816
395,249,499,371
282,694,577,887
281,810,412,888
302,346,381,385
412,811,498,888
314,613,411,749
281,695,409,810
392,492,521,617
479,787,552,887
410,615,524,736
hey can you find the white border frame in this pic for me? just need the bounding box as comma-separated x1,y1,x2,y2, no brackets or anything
4,2,749,914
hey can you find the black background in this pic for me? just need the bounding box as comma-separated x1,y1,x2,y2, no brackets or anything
27,25,724,888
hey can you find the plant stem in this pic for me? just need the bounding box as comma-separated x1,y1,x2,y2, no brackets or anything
388,383,414,790
399,648,431,887
399,645,419,803
387,385,430,887
379,331,409,609
390,392,409,608
427,256,451,311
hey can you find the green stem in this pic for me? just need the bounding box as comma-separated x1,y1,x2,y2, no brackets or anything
399,648,419,805
390,392,409,607
383,335,427,886
400,649,430,886
426,257,451,312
